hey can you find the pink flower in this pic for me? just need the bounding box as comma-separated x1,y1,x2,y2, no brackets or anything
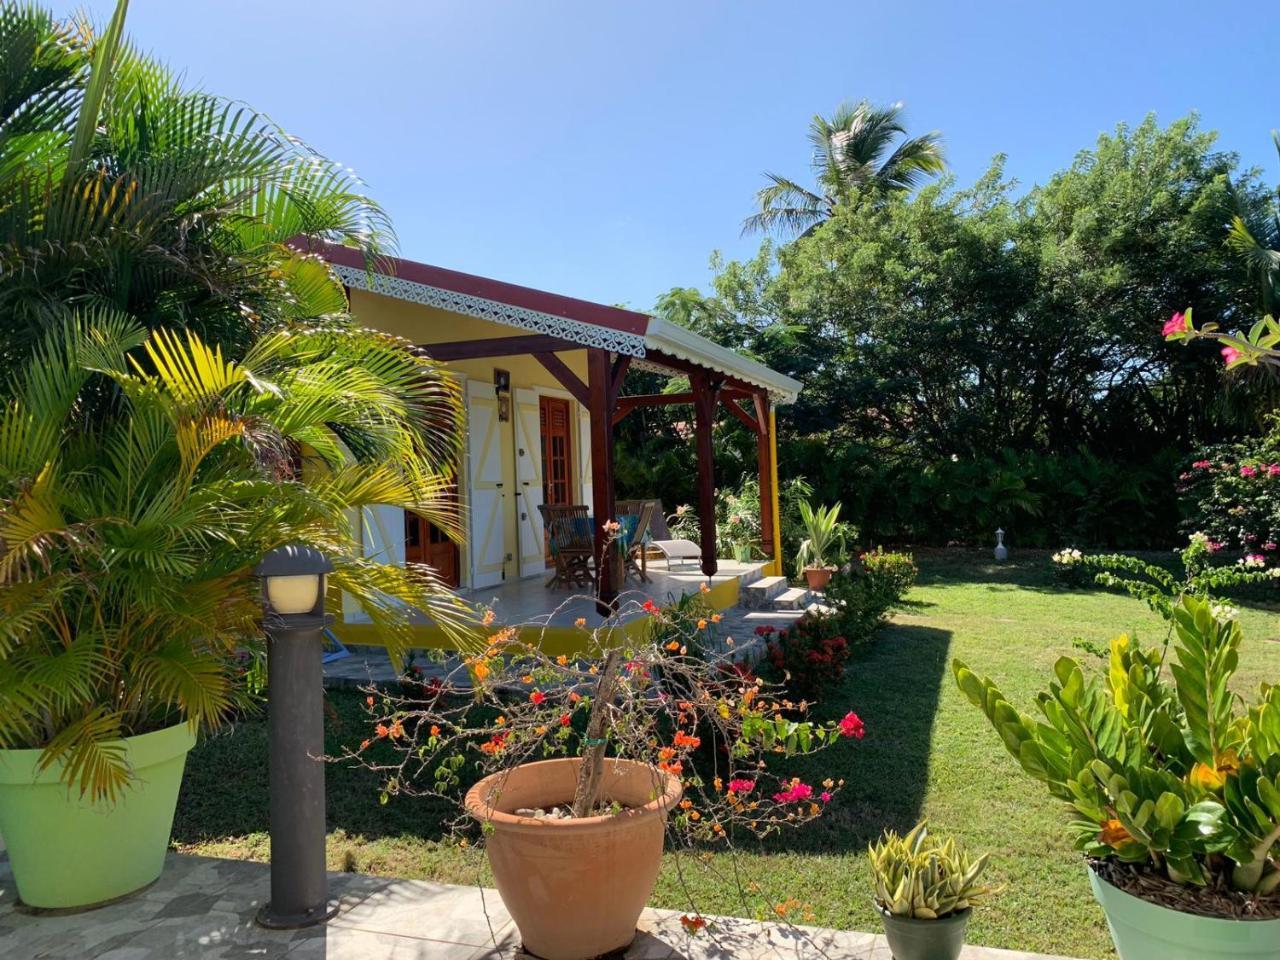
772,780,814,804
1269,464,1280,477
838,711,865,740
1264,542,1278,552
1247,554,1266,565
1191,460,1212,469
1162,311,1188,337
819,791,833,803
1222,345,1243,365
727,779,756,794
1206,540,1225,553
1240,465,1258,478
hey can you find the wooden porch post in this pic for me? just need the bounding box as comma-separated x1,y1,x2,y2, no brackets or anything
586,349,620,609
692,370,722,577
755,393,775,566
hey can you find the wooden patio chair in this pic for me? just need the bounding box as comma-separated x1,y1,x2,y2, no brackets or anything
620,501,656,583
538,504,595,590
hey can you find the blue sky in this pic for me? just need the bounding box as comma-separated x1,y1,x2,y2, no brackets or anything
92,1,1277,311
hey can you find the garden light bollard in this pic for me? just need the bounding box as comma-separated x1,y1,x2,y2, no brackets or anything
254,545,340,929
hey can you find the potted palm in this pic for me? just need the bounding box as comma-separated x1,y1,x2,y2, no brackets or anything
868,821,995,960
954,595,1280,960
796,501,850,591
349,596,868,960
0,319,465,909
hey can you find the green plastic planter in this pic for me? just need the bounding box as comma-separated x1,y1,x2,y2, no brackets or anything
1089,866,1280,960
0,722,197,910
878,907,970,960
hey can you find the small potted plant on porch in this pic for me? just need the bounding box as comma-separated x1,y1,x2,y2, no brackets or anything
350,592,867,960
868,821,995,960
796,501,851,591
954,594,1280,960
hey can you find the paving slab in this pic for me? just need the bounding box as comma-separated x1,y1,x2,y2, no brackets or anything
0,850,1083,960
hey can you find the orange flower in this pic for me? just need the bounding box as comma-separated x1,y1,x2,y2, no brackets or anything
389,721,404,738
375,723,389,738
557,654,569,666
1098,819,1134,848
710,613,722,624
360,739,371,750
699,582,710,594
574,617,587,628
679,914,707,934
1189,749,1239,791
673,731,701,749
688,810,701,821
569,691,582,703
365,695,375,707
481,609,496,626
429,725,441,737
696,618,708,630
666,640,680,652
680,799,693,810
495,715,506,726
530,690,546,705
658,746,677,762
471,660,490,682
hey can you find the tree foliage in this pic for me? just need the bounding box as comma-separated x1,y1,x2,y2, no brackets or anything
647,115,1273,546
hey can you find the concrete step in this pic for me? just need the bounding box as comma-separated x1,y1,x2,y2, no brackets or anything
741,575,789,609
773,586,811,611
735,563,765,588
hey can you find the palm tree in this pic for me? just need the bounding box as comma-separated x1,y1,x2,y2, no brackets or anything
742,100,945,238
0,0,393,376
0,315,470,801
0,0,472,802
1228,132,1280,315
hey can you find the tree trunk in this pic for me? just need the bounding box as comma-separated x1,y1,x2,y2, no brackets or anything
571,648,623,818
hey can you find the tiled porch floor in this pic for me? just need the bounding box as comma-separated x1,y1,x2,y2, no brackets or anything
0,850,1082,960
325,558,805,689
457,558,769,628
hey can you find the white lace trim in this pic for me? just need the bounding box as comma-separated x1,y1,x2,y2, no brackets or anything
334,263,648,358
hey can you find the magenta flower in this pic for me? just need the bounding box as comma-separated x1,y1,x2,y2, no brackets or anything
1191,460,1212,469
1264,542,1278,552
772,781,814,804
838,711,865,739
1222,345,1243,365
819,791,833,803
1162,312,1188,337
1269,464,1280,476
1240,465,1258,478
727,779,756,794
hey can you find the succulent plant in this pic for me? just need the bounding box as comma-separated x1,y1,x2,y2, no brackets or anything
868,822,995,919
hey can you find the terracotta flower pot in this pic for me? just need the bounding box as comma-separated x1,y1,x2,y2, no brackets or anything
464,757,683,960
803,566,834,591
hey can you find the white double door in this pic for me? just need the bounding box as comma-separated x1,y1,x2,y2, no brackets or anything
466,385,594,588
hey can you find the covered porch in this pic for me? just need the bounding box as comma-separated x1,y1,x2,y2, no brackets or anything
310,244,801,643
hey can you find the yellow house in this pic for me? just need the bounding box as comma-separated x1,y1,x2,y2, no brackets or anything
312,244,802,649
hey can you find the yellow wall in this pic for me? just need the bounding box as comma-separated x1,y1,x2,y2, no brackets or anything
348,289,590,586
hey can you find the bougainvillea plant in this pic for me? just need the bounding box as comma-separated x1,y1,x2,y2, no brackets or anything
343,586,865,927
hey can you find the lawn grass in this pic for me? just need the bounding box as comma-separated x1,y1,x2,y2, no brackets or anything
173,549,1280,959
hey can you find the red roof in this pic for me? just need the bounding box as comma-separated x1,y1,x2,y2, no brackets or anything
309,242,651,336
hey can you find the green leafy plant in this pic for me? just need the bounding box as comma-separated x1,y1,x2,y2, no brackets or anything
954,594,1280,897
0,317,468,801
1054,536,1278,621
795,501,852,572
0,0,390,378
868,821,995,919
